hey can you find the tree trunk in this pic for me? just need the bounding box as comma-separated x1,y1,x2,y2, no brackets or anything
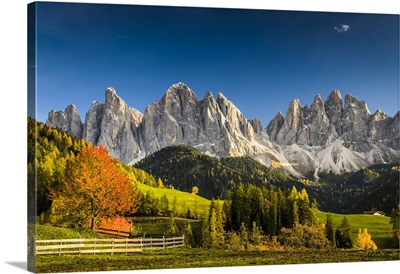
91,217,96,230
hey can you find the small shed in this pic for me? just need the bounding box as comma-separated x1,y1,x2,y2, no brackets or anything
363,211,386,216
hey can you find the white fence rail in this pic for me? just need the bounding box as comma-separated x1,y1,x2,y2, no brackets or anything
34,236,184,255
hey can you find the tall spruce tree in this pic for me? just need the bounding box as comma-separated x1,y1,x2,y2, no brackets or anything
335,217,353,248
325,214,335,246
268,189,279,235
389,203,400,247
206,199,225,248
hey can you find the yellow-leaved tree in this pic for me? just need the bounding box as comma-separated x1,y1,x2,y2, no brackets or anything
49,144,140,229
355,228,377,250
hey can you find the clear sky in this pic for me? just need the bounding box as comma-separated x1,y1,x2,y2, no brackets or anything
33,2,399,127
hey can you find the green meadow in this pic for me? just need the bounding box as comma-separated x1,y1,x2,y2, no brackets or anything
136,182,218,216
316,211,394,248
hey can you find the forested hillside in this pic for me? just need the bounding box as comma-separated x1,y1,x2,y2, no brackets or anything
316,164,399,213
28,118,161,217
28,117,87,215
134,145,290,199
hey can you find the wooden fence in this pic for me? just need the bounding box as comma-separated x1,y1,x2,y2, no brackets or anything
34,236,184,255
95,227,131,238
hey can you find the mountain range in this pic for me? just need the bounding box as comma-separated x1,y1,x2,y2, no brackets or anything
46,82,399,179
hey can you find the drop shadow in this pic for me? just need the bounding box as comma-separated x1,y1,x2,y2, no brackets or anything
5,261,27,271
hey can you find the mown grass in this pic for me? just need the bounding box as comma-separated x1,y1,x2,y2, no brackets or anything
36,247,399,273
316,210,394,248
136,182,218,216
36,224,105,240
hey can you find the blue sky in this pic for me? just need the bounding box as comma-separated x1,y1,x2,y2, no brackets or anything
33,2,399,127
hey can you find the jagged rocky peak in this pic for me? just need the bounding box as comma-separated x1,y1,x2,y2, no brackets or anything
161,82,199,117
325,89,343,135
201,91,218,110
368,109,394,144
106,86,116,94
371,109,390,121
249,118,263,135
46,104,83,139
341,94,371,142
104,87,143,125
266,111,285,141
163,82,198,103
215,91,254,140
204,91,213,99
216,92,229,114
344,94,370,115
97,86,143,163
82,101,104,144
65,104,83,139
105,87,122,106
327,89,342,102
310,94,324,111
274,99,302,145
299,93,336,146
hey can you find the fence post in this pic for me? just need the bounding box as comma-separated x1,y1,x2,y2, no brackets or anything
163,236,165,250
182,235,185,247
59,240,62,256
125,238,128,254
111,239,115,255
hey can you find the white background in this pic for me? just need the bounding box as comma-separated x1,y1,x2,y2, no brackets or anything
0,1,399,274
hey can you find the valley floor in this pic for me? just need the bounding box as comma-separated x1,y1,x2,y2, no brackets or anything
36,248,399,273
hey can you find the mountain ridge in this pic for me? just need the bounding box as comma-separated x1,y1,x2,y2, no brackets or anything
45,82,399,178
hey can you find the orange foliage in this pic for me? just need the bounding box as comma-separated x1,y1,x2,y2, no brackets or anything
51,144,139,229
99,216,131,232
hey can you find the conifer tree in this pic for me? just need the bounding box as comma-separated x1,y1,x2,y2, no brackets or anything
335,217,353,248
222,190,233,231
292,200,299,227
249,221,263,245
288,186,299,227
325,214,335,245
206,199,225,248
268,189,278,235
182,221,194,247
389,203,400,246
168,216,179,236
160,194,170,216
239,222,249,250
171,196,178,217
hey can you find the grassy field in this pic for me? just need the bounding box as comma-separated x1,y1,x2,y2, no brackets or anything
36,247,399,273
36,224,105,240
316,210,394,248
137,182,219,216
34,209,398,273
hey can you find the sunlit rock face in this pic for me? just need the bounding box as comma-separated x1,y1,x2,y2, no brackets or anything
46,104,83,139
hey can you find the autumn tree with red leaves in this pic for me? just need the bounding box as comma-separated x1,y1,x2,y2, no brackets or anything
50,145,139,230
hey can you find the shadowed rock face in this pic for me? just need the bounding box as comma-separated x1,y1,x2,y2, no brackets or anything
325,90,343,136
46,84,399,177
46,104,83,139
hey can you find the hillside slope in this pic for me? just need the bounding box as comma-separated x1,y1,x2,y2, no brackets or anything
134,145,290,199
